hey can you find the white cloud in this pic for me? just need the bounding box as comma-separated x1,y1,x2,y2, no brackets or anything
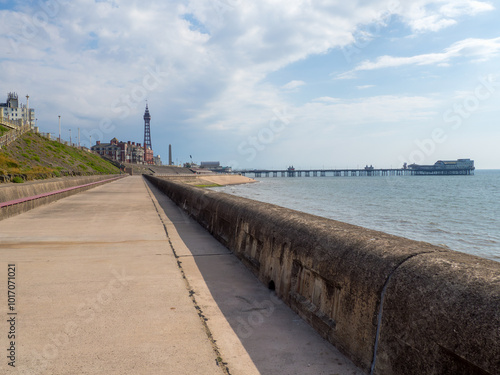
0,0,496,166
356,85,375,90
282,80,305,91
396,0,494,33
301,95,439,126
337,37,500,77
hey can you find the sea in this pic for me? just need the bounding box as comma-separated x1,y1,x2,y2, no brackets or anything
211,170,500,262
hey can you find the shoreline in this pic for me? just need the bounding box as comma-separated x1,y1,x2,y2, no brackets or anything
194,174,256,186
154,174,257,187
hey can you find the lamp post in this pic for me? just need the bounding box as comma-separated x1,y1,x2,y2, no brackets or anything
25,95,30,127
69,129,72,146
58,115,61,143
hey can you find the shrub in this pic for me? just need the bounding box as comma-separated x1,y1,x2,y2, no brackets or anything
12,176,24,183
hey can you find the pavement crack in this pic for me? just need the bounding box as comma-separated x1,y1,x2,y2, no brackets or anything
177,253,231,258
143,177,231,375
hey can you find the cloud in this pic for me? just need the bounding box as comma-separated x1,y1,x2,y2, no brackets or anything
303,95,439,126
396,0,494,33
281,80,305,91
356,85,375,90
0,0,496,165
337,37,500,77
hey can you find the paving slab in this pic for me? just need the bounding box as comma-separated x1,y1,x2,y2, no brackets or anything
0,176,223,375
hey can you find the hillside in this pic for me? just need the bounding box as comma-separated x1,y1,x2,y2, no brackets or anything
0,131,120,182
0,125,9,137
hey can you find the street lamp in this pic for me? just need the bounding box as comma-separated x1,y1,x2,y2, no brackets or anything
69,129,72,146
58,115,61,143
25,95,30,127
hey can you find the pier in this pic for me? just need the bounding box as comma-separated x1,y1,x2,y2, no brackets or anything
240,159,476,177
239,167,474,178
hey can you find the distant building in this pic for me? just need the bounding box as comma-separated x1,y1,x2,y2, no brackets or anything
91,138,147,164
200,161,232,173
200,161,220,169
0,92,35,126
409,159,475,171
154,155,162,166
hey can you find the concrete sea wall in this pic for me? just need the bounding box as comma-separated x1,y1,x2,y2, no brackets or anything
145,175,500,375
0,175,123,220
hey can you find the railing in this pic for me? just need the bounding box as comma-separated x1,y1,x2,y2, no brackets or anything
0,116,23,130
0,122,31,148
0,176,124,208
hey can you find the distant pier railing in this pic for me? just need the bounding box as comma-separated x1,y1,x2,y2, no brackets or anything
239,168,474,177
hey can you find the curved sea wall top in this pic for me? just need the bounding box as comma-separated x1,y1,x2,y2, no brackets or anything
0,175,123,220
145,175,500,375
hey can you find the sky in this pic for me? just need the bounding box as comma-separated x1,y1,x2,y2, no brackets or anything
1,0,499,169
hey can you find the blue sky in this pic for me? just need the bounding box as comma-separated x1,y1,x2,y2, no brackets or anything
1,0,499,169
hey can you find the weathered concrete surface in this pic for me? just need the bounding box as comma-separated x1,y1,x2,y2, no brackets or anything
376,252,500,375
0,176,224,374
145,175,500,375
0,175,364,375
144,178,364,375
0,175,123,220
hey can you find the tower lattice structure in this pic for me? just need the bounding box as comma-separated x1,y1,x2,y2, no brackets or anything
143,104,153,165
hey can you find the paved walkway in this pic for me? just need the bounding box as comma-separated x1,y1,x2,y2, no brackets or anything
0,176,363,375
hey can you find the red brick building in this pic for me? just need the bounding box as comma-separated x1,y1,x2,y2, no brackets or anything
91,138,146,164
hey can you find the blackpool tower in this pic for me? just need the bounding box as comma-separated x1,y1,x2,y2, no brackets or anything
143,104,154,164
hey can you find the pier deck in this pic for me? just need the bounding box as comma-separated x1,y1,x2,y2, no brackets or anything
240,168,474,177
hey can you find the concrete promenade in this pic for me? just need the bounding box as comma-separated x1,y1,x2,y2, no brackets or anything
0,176,363,375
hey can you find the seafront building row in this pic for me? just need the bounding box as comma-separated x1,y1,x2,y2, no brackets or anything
0,90,162,166
90,105,161,166
91,137,161,165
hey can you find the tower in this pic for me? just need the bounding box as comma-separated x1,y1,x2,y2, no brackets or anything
169,144,172,166
143,104,153,164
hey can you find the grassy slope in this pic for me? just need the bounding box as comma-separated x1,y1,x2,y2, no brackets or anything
0,125,9,137
0,131,120,179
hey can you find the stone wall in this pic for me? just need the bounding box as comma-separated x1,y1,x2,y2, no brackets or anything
0,175,123,220
145,175,499,375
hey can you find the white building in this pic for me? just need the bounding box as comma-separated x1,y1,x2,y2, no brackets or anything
434,159,475,170
0,92,35,126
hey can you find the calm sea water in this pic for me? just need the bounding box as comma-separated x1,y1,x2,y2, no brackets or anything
212,170,500,262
